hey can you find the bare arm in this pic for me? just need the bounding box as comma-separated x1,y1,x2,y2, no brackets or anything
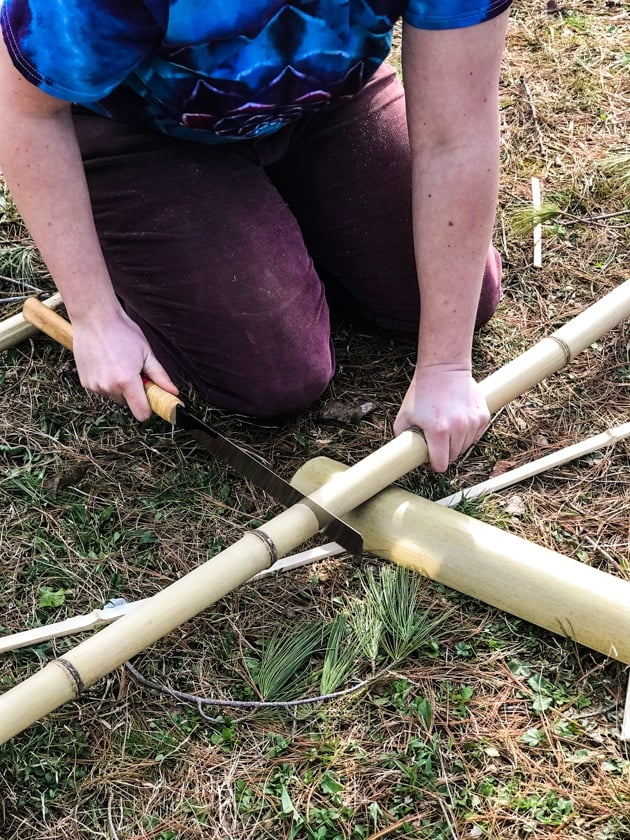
0,36,177,419
395,12,509,471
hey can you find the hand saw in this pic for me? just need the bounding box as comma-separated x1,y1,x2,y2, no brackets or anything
21,297,363,555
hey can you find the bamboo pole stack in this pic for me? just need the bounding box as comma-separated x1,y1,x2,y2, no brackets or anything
0,280,628,743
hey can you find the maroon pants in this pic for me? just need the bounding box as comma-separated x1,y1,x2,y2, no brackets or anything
74,65,501,418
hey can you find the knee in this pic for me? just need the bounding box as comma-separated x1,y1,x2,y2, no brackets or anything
475,245,503,329
247,349,335,418
189,340,335,419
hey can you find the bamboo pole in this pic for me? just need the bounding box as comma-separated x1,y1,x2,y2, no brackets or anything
0,292,63,351
291,456,630,665
0,280,628,743
0,543,344,654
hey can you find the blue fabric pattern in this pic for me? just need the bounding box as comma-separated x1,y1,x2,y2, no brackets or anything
1,0,511,143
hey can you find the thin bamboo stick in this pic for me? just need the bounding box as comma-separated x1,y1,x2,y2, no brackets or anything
0,543,344,653
291,456,630,664
0,599,150,654
438,422,630,507
0,280,628,743
0,292,63,351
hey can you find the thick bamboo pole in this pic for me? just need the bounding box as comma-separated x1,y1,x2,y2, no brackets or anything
0,280,628,743
292,457,630,664
0,292,63,351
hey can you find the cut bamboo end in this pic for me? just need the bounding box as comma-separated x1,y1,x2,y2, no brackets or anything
0,293,64,351
292,457,630,666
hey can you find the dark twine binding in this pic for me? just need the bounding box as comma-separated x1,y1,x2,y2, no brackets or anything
55,658,85,697
548,335,573,365
250,529,279,565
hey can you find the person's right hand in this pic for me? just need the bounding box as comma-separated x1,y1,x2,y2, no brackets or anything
71,307,178,421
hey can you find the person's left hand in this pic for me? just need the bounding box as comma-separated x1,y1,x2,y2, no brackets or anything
393,363,490,473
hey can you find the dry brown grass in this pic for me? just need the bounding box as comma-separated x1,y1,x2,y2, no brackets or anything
1,2,629,839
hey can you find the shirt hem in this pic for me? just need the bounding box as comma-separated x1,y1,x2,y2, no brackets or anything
404,0,511,30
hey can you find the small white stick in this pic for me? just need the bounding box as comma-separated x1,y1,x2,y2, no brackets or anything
0,598,150,654
251,541,344,580
532,176,542,268
438,422,630,508
0,544,345,653
622,674,630,741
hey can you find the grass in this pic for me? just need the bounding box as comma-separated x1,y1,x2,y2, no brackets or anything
1,2,629,837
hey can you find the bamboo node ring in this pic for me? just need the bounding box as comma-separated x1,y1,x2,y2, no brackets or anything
408,425,426,438
54,658,85,697
250,529,279,565
547,335,573,365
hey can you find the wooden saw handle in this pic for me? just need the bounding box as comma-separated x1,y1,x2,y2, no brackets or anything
22,296,72,351
22,296,183,424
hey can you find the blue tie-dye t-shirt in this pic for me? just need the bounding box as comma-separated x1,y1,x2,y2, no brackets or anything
1,0,511,143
